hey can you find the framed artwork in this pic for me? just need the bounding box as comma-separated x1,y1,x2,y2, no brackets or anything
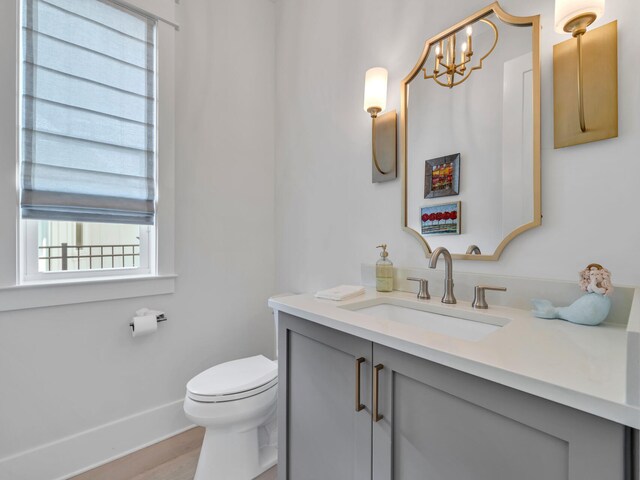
421,202,461,235
424,153,460,198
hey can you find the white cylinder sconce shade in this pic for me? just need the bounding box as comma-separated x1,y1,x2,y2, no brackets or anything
554,0,605,33
363,67,388,114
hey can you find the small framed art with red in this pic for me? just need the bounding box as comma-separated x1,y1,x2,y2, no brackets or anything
420,202,461,235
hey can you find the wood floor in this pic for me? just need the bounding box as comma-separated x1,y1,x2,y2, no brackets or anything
71,427,277,480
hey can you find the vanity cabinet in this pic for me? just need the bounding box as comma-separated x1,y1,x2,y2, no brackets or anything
278,312,633,480
277,312,373,480
372,343,628,480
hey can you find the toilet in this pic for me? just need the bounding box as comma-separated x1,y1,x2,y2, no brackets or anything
184,355,278,480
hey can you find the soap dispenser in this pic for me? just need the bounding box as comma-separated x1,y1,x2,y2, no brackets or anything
376,244,394,292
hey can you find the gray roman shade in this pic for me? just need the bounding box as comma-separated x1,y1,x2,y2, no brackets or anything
21,0,157,225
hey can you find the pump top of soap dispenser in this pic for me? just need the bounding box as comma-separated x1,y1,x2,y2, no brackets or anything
377,244,389,259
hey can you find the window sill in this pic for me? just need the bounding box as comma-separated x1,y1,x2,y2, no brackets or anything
0,274,177,312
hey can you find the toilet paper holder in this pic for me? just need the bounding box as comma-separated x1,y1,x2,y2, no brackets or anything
129,309,168,329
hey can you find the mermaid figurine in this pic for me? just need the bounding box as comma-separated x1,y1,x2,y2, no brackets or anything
531,264,613,326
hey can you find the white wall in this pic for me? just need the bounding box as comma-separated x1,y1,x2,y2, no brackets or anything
275,0,640,293
1,0,638,476
0,0,276,477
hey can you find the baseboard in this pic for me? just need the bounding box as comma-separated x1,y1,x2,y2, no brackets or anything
0,398,193,480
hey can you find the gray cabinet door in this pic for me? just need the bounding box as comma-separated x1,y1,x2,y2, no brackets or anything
372,343,628,480
278,313,373,480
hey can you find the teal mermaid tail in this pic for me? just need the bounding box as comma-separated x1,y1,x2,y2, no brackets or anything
531,293,611,326
530,299,557,319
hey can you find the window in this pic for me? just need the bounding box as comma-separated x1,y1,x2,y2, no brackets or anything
19,0,158,281
27,220,152,274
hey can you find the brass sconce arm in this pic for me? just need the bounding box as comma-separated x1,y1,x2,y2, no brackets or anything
562,12,597,132
576,32,586,132
371,115,393,175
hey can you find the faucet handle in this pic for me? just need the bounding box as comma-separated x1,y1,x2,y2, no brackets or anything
472,285,507,309
407,277,430,300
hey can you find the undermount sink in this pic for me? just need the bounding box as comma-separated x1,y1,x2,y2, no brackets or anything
340,298,509,341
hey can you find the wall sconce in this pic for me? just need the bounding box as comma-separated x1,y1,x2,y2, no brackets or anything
364,67,397,183
553,0,617,148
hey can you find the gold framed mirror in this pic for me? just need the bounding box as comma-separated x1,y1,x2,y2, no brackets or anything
401,2,541,261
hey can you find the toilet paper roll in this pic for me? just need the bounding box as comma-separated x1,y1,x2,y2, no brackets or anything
131,314,158,338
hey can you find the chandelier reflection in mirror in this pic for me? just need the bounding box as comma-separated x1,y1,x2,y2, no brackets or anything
422,19,498,88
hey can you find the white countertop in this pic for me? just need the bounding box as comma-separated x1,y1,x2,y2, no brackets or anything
269,288,640,429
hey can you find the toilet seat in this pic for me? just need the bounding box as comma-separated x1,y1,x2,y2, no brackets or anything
187,355,277,403
188,377,278,403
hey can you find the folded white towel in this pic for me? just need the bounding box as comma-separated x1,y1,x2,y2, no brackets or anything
315,285,365,301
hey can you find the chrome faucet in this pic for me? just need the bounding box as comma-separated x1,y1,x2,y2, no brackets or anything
428,247,456,304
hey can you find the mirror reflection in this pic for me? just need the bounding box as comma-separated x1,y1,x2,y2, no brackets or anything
402,6,541,260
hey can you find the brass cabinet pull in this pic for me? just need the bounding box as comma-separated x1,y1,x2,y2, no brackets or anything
355,357,365,412
373,363,384,422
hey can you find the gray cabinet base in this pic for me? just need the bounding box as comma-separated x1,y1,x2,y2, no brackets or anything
278,313,636,480
372,343,628,480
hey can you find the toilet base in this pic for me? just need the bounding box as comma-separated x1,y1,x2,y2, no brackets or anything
194,416,277,480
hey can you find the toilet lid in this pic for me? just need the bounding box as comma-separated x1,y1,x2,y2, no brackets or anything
187,355,277,400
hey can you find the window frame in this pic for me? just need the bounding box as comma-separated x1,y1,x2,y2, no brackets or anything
17,0,160,283
20,220,155,281
0,0,177,309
